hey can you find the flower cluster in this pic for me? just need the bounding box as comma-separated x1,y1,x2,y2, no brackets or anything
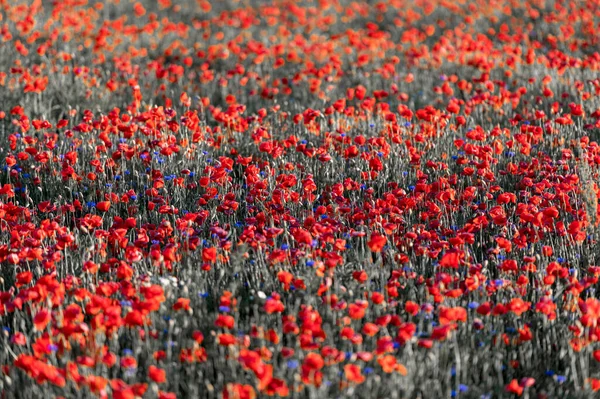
0,0,600,398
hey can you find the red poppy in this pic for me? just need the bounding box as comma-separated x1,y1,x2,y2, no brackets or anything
96,201,111,212
344,364,365,384
33,309,51,331
202,247,217,263
367,233,387,252
148,366,166,384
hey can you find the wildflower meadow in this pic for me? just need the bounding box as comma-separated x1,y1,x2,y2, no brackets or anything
2,0,600,398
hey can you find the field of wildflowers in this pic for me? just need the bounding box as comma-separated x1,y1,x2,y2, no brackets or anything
2,0,600,397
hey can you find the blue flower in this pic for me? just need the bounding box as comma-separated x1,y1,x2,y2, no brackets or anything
281,244,289,250
287,360,299,369
219,306,230,313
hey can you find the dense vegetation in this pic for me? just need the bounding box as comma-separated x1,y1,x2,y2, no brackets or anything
2,0,600,397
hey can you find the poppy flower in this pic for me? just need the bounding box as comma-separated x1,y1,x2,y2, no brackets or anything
148,366,166,384
223,383,256,399
344,364,366,384
33,309,51,331
439,252,460,268
96,201,111,212
202,247,217,263
173,298,191,311
505,379,524,396
367,233,387,252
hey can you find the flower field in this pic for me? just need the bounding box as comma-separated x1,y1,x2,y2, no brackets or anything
2,0,600,397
